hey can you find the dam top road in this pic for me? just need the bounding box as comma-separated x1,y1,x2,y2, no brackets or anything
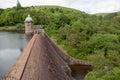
5,29,92,80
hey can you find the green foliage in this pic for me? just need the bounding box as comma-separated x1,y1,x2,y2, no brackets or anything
86,34,119,54
86,52,120,80
88,54,106,71
86,67,120,80
103,67,120,80
85,72,97,80
104,13,118,19
16,23,24,29
58,13,70,27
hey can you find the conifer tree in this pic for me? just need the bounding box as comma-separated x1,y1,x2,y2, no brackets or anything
17,0,22,9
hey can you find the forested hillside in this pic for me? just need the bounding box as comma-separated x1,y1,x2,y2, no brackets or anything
0,5,120,80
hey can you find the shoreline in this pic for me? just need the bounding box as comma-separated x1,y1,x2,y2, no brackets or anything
0,26,24,32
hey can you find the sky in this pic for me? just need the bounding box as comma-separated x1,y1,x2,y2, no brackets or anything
0,0,120,14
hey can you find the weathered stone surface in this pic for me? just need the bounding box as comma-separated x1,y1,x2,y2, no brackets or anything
6,33,92,80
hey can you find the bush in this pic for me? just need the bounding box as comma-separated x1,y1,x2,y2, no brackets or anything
103,67,120,80
16,23,24,29
85,72,97,80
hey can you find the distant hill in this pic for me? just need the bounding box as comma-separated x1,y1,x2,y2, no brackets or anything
95,11,120,18
0,5,87,26
95,13,109,17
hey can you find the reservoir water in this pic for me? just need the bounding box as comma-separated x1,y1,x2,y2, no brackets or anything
0,31,28,79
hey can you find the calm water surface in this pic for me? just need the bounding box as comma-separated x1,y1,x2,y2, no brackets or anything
0,31,28,78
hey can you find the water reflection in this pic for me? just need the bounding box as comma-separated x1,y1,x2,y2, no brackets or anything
0,49,21,77
0,31,28,78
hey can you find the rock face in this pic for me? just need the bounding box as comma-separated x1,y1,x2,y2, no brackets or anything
6,33,92,80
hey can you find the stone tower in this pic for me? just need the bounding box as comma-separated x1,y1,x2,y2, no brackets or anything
24,14,34,35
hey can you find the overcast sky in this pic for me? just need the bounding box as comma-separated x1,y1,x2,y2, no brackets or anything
0,0,120,14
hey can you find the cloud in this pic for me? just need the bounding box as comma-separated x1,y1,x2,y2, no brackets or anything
88,0,120,13
0,0,16,8
63,0,120,14
20,0,66,6
0,0,120,14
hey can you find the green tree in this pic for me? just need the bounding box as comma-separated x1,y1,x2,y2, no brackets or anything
16,0,22,10
103,67,120,80
16,23,24,29
58,13,70,28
